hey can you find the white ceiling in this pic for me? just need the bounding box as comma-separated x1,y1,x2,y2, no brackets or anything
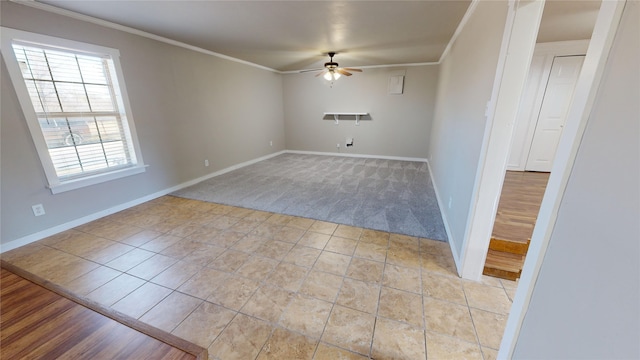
35,0,600,72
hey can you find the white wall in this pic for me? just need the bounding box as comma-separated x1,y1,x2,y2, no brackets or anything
0,2,285,245
428,0,509,257
512,1,639,357
283,66,438,159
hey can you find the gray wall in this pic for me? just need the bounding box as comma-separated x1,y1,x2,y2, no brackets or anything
427,0,509,256
283,66,438,158
1,2,285,244
513,1,640,357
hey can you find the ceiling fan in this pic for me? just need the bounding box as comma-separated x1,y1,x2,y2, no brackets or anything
314,52,362,81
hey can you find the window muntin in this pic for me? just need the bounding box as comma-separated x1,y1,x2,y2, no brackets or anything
1,28,145,193
12,43,136,180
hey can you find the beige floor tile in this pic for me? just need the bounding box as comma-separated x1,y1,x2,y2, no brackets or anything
232,234,269,253
282,245,322,268
106,248,155,272
422,271,467,305
389,234,420,250
308,221,338,235
322,305,375,356
206,216,240,231
86,222,143,242
353,242,387,263
378,287,424,328
424,297,477,343
42,256,100,285
333,225,363,240
54,234,114,258
325,236,358,256
207,274,260,310
241,284,294,322
160,239,208,259
420,238,451,256
313,251,351,276
386,247,421,269
482,346,499,360
185,228,222,245
463,281,512,314
298,232,332,249
150,260,202,289
479,275,504,288
504,285,518,302
36,229,84,247
256,328,318,360
85,242,135,264
168,222,203,238
313,343,370,359
336,278,380,314
236,256,278,281
272,226,306,243
287,216,315,230
139,291,202,332
299,270,344,302
425,331,483,360
280,294,332,339
229,218,261,234
180,244,226,267
86,273,145,306
244,210,272,222
138,234,182,253
372,317,426,359
226,207,255,219
120,229,162,247
265,213,293,226
421,253,458,277
210,230,246,248
178,267,229,300
254,240,294,261
111,282,172,319
382,264,422,294
208,249,251,272
250,223,283,239
126,253,178,280
208,313,272,360
360,229,390,246
172,301,236,348
346,257,384,284
470,308,507,349
63,265,122,295
265,262,308,292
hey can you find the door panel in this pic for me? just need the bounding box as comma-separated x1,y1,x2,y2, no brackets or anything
525,55,584,171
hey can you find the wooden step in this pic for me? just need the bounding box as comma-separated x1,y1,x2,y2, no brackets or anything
488,237,530,255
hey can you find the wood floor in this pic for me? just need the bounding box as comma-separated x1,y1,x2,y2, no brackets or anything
483,171,550,280
0,266,206,360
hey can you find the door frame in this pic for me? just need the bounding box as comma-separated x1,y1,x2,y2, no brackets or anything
508,40,589,171
488,0,626,357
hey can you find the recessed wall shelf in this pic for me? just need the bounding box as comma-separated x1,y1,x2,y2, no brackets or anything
323,112,370,125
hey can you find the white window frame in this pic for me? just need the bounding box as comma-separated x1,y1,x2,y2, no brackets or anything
1,27,146,194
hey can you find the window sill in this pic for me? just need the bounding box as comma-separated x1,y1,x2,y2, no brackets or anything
48,165,147,194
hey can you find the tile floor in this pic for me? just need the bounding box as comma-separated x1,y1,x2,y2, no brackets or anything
1,196,517,360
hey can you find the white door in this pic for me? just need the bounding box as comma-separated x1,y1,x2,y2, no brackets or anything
525,55,585,171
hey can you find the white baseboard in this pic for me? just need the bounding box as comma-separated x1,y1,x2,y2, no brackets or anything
0,150,286,253
285,150,428,163
425,161,462,276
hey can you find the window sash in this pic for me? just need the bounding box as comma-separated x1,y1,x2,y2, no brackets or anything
1,27,145,193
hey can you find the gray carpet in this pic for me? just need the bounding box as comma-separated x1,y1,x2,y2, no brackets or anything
172,153,447,241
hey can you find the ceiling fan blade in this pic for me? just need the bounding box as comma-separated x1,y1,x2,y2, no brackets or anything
299,68,325,73
315,69,328,77
343,68,362,72
336,68,352,76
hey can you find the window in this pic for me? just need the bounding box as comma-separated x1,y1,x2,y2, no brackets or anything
1,28,145,193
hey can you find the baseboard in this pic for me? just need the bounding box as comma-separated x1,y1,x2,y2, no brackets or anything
0,150,286,253
426,161,462,276
285,150,428,163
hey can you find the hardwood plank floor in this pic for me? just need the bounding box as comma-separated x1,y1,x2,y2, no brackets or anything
484,171,550,280
0,267,203,360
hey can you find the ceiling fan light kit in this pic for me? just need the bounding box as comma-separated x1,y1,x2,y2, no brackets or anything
315,52,362,85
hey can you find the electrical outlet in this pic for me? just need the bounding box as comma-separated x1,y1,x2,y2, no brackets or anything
204,159,209,167
269,140,273,147
448,197,452,209
336,143,340,148
32,204,45,217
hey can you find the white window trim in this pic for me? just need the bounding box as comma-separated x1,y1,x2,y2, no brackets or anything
1,27,146,194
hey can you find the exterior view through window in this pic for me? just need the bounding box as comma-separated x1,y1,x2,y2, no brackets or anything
12,42,137,180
